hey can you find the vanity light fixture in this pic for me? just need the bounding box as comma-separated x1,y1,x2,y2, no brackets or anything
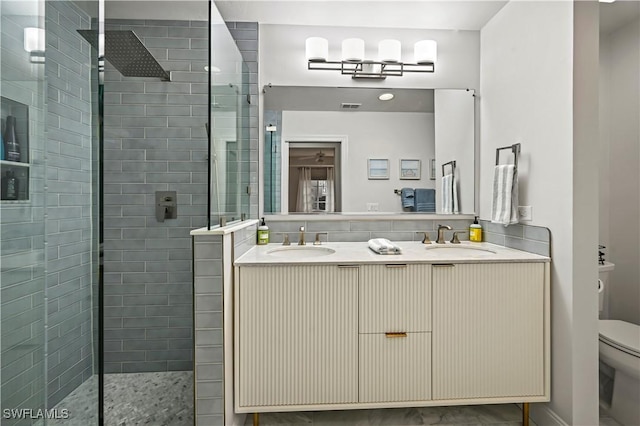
306,37,436,79
378,93,394,101
306,37,329,62
378,39,401,63
24,27,45,63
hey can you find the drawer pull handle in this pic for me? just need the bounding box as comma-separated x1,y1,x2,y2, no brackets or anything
337,265,359,269
433,263,455,267
385,264,407,268
385,332,408,338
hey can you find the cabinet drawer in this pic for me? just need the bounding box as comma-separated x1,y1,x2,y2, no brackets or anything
360,264,431,333
359,332,432,403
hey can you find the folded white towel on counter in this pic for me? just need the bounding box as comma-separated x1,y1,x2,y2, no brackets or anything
491,164,519,226
368,238,402,255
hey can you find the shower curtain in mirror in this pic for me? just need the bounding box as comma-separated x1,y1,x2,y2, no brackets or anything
296,167,336,212
296,167,314,212
325,167,335,213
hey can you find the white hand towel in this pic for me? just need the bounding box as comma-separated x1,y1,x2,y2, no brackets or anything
491,164,519,226
441,174,454,213
452,173,459,214
368,238,402,255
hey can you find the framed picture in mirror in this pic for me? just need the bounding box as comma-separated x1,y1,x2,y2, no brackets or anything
430,158,436,180
400,159,421,180
368,159,389,180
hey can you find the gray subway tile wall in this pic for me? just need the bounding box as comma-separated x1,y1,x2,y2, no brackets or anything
193,235,225,426
102,19,210,373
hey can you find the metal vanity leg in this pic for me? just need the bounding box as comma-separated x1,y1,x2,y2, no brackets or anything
522,403,529,426
253,413,259,426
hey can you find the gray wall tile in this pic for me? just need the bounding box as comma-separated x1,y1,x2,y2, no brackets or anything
103,19,208,373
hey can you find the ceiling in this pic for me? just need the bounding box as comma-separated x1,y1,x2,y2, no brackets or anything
600,0,640,35
214,1,508,31
2,0,638,35
100,1,640,35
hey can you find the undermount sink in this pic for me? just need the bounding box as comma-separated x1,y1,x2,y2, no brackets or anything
266,245,336,258
424,244,497,257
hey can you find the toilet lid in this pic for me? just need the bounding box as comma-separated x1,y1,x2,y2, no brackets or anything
599,320,640,355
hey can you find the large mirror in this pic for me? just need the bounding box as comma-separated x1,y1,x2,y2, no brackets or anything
263,86,475,215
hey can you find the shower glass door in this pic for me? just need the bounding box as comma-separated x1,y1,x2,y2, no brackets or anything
1,0,101,424
208,3,250,228
1,0,48,422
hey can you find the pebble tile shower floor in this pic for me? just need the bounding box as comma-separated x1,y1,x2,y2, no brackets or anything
51,372,193,426
51,372,618,425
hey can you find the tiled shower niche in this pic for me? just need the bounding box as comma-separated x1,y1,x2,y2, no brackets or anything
1,96,30,201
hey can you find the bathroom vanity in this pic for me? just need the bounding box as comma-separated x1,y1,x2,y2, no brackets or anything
233,241,550,419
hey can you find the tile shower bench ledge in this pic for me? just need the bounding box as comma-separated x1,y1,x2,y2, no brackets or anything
234,241,550,266
190,219,258,236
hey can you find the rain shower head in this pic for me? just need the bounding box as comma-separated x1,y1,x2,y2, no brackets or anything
78,30,171,81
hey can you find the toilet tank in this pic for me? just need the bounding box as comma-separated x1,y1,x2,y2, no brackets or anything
599,262,615,319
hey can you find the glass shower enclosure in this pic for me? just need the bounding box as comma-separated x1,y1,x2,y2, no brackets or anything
2,1,251,424
208,5,251,228
1,0,101,424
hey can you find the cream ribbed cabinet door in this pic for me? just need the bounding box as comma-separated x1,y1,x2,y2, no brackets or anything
237,265,358,408
432,263,546,400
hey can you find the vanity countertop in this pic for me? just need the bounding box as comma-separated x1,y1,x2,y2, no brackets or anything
234,241,550,266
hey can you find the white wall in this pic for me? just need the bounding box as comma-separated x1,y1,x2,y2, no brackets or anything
282,111,433,212
260,24,480,90
480,2,600,425
600,17,640,325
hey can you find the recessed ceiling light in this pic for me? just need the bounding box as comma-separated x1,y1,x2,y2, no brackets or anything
599,0,615,3
378,93,394,101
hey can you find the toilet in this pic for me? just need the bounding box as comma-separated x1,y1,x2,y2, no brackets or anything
598,262,640,426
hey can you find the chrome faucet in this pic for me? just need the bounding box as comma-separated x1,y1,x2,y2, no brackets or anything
298,226,306,245
436,224,452,244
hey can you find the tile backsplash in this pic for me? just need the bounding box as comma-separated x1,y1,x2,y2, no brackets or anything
263,218,474,244
479,219,550,257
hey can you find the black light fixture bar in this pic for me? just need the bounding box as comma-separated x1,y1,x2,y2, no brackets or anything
308,60,434,79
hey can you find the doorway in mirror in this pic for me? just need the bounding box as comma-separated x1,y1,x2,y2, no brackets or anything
288,144,341,213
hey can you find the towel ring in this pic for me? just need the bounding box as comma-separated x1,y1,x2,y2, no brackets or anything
495,143,521,170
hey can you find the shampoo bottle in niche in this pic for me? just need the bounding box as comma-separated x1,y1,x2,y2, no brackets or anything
3,116,21,162
257,217,270,245
469,216,482,242
1,170,19,200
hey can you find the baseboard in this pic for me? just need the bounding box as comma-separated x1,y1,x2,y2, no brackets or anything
530,404,569,426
